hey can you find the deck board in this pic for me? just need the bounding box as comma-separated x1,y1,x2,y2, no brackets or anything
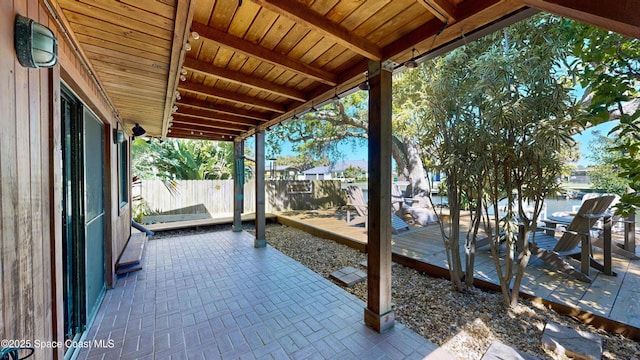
276,208,640,330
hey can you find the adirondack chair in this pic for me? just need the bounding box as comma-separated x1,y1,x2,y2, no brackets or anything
346,185,368,229
563,193,637,259
390,183,439,226
345,185,410,234
530,195,616,283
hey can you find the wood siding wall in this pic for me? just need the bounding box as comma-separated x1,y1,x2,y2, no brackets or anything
1,1,130,358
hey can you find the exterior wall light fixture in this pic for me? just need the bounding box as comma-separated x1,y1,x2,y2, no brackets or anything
14,15,58,68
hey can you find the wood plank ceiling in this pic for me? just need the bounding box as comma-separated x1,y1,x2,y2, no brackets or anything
54,0,535,141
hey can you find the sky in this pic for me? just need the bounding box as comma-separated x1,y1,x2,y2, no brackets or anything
572,121,618,166
266,121,618,168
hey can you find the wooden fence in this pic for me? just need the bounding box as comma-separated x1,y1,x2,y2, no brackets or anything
139,180,345,218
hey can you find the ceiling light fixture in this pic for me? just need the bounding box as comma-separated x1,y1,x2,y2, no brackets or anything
180,74,186,82
404,48,418,69
181,68,187,75
132,123,146,138
191,30,200,40
172,105,178,113
185,42,191,51
358,72,369,91
174,90,181,100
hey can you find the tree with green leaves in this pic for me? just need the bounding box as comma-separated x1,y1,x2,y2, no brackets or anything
132,138,240,180
587,131,630,195
562,20,640,214
273,154,327,172
397,15,580,305
268,91,435,210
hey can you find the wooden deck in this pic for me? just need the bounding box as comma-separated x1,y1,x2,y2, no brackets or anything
276,209,640,333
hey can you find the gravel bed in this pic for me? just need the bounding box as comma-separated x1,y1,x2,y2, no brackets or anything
152,223,640,360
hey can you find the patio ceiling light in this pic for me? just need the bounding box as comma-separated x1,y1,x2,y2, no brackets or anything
358,72,369,91
404,48,418,69
132,123,146,138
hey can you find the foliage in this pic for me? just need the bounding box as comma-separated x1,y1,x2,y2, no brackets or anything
562,20,640,214
274,154,328,171
268,87,434,200
132,199,155,223
587,131,630,195
342,165,365,181
397,15,580,305
266,96,368,166
132,138,239,180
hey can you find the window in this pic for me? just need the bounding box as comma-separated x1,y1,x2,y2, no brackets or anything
119,140,128,208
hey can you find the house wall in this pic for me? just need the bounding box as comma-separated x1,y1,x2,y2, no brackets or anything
0,1,130,358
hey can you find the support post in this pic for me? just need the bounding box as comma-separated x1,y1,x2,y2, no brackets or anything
624,213,636,254
233,139,244,232
255,130,267,247
364,60,394,332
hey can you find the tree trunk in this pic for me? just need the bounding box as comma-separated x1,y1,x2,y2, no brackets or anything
395,136,433,208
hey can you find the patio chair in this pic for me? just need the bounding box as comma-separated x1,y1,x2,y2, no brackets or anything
568,193,638,259
395,183,439,226
345,185,410,234
530,195,616,282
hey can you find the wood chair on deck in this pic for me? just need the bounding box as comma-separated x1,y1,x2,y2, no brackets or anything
572,194,638,259
530,195,616,283
391,183,439,226
345,185,410,234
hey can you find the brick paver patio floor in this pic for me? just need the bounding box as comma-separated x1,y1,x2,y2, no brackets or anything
77,230,441,359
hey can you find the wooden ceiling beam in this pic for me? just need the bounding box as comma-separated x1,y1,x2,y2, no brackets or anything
191,21,338,86
170,119,247,134
176,97,272,121
417,0,457,23
382,19,442,60
175,107,261,126
167,130,233,142
251,0,383,60
161,0,196,138
383,0,501,60
523,0,640,39
178,81,286,113
183,57,307,102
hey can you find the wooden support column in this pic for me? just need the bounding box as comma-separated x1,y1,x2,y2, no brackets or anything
255,130,267,247
233,139,244,232
624,213,636,254
364,60,395,333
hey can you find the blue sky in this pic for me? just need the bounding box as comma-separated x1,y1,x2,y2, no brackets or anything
572,121,617,166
